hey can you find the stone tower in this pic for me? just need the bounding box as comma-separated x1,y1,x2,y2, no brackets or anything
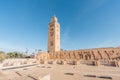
48,16,60,53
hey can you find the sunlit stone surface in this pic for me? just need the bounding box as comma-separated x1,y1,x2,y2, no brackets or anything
37,16,120,67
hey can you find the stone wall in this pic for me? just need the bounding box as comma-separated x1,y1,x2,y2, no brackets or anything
36,47,120,67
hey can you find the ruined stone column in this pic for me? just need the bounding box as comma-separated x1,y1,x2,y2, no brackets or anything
115,61,120,67
77,61,81,65
94,60,101,66
53,60,57,64
118,61,120,67
63,61,67,65
44,60,48,64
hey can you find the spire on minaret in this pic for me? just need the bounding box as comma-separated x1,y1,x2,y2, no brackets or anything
51,15,58,22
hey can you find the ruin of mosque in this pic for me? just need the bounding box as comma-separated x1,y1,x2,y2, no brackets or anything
36,16,120,67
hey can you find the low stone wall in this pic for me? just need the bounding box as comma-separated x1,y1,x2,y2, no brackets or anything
1,59,36,67
37,47,120,61
36,47,120,67
37,59,120,67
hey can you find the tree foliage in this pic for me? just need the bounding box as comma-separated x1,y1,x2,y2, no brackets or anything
6,52,26,58
0,51,5,61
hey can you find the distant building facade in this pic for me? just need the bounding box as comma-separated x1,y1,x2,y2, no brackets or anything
36,16,120,67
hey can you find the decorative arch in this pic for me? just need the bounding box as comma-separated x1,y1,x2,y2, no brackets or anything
91,51,95,60
83,53,91,60
104,51,110,60
78,52,83,59
97,51,103,59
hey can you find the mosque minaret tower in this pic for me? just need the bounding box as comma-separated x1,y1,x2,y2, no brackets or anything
48,16,60,53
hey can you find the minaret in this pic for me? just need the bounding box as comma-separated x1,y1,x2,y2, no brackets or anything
48,16,60,53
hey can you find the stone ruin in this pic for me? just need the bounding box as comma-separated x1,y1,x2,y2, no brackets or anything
1,59,36,67
36,47,120,67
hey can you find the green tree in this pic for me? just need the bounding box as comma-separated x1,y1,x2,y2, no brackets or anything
7,51,27,58
0,51,5,62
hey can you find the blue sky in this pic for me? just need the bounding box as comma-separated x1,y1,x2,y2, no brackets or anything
0,0,120,53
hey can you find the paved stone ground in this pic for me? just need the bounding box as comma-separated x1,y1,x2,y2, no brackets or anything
0,64,120,80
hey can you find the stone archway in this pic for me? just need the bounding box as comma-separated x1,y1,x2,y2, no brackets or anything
84,54,91,60
79,53,83,59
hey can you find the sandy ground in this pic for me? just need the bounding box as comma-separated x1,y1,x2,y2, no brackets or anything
0,64,120,80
